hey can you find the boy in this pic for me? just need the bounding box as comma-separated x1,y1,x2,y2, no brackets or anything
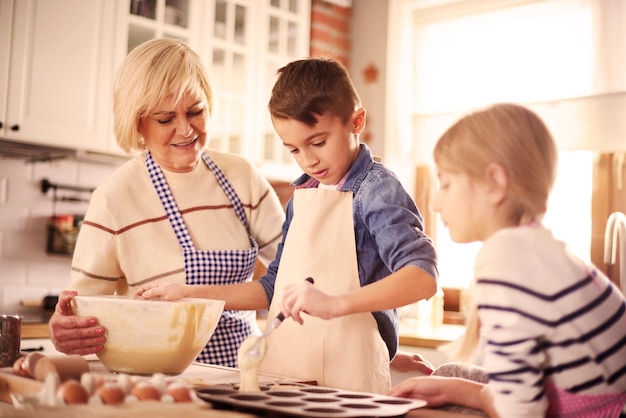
137,57,438,393
259,57,438,393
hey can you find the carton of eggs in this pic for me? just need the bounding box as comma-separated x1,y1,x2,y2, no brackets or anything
12,372,197,408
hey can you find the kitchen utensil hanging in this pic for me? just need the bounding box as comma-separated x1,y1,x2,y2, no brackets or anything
40,178,95,255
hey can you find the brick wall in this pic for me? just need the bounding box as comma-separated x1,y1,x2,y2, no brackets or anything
310,0,352,67
309,0,389,158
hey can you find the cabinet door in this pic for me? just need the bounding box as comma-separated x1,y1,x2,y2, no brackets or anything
4,0,117,151
203,0,310,170
0,0,14,132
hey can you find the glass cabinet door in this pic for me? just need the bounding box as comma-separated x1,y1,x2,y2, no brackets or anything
206,0,250,155
116,0,310,170
261,0,310,166
204,0,310,169
127,0,193,52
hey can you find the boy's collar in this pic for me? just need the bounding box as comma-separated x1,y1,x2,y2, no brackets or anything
292,144,374,190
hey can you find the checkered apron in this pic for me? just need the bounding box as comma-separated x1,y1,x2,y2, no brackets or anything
146,151,259,367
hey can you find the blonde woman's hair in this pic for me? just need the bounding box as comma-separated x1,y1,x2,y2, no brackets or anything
113,38,214,153
434,103,558,361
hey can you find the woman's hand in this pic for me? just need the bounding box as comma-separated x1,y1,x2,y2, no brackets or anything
134,282,189,300
48,291,106,356
390,352,434,375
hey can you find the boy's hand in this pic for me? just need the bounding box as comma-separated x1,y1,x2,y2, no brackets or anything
280,279,337,323
134,282,188,301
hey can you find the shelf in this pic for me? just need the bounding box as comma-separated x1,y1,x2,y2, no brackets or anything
22,323,49,340
399,323,465,349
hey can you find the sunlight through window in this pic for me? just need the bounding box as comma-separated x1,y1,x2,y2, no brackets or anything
413,0,595,289
413,1,593,114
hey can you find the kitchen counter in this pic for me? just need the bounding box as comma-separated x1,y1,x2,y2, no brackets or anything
256,318,465,349
21,323,49,340
24,313,466,348
0,401,254,417
0,397,471,418
399,323,465,349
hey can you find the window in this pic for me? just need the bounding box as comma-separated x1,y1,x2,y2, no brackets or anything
390,0,597,289
412,0,593,114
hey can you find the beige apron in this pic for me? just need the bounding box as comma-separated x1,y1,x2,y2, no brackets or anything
259,187,391,393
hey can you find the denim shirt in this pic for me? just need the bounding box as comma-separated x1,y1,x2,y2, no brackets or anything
258,143,438,358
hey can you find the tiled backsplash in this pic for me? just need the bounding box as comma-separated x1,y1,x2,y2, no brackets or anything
0,158,120,316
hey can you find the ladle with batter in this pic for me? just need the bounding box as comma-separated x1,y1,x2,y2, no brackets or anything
237,277,314,391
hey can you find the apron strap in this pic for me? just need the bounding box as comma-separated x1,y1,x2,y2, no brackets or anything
200,152,250,232
146,150,254,249
146,150,195,249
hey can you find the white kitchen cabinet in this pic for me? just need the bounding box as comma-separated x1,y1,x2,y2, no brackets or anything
0,0,118,153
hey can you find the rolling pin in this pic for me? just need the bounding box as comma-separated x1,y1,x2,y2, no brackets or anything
0,371,43,404
27,353,90,382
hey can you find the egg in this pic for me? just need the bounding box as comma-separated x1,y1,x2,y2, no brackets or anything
96,383,126,405
116,373,134,394
22,352,45,378
57,379,89,405
80,373,104,395
12,356,26,377
149,373,167,393
166,383,193,403
131,383,161,401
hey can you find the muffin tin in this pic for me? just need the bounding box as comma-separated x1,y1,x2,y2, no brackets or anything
195,383,426,417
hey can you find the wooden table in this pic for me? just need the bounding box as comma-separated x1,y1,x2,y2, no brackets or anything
0,402,254,417
408,408,474,417
0,400,471,417
3,346,474,417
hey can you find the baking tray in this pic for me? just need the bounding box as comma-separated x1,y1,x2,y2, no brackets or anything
195,383,427,417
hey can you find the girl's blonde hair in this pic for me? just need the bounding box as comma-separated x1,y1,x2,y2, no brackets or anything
435,103,558,361
113,38,214,153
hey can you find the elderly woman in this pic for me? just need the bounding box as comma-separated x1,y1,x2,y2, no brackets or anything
48,38,285,368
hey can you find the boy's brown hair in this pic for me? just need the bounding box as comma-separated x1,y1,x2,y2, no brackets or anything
268,57,361,127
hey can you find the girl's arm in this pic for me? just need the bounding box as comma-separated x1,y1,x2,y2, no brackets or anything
388,376,487,411
481,386,501,418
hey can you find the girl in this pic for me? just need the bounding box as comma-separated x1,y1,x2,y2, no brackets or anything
389,103,626,417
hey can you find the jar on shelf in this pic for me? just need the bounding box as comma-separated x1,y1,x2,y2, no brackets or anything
416,287,444,329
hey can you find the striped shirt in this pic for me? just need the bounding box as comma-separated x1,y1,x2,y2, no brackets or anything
474,224,626,417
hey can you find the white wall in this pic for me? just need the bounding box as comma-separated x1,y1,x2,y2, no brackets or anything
349,0,389,160
0,158,120,316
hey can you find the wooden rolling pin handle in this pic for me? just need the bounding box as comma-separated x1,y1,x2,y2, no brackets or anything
28,354,89,382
